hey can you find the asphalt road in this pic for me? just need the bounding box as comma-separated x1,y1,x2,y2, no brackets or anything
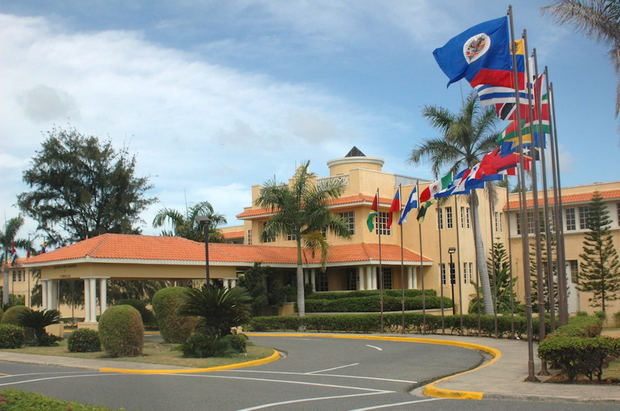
0,335,617,410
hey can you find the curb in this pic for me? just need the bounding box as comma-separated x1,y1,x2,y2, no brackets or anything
99,349,280,375
246,332,501,400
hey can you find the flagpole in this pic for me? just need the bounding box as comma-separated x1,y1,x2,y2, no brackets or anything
488,191,498,338
505,176,516,338
523,31,549,376
378,188,384,334
399,184,405,333
508,5,536,382
417,182,426,334
533,51,556,332
549,80,569,325
438,205,446,334
454,196,464,334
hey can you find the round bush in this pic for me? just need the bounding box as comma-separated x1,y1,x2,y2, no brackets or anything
115,299,157,328
67,329,101,352
0,324,25,348
152,287,198,343
98,305,143,357
182,333,247,358
1,306,31,325
0,306,4,323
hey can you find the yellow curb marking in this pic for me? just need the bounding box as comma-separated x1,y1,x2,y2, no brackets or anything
246,332,501,400
99,349,280,375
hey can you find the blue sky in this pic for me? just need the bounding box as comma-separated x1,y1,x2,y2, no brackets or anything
1,1,618,243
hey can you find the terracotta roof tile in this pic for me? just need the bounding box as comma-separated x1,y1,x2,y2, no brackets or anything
504,189,620,210
222,231,244,239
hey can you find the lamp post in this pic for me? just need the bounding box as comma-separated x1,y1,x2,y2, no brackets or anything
196,216,211,290
448,247,456,315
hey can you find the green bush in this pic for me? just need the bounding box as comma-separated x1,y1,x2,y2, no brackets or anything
303,295,450,313
98,305,143,357
553,316,602,338
0,389,115,410
115,299,157,329
67,329,101,353
0,306,3,323
594,311,607,322
225,333,248,353
0,324,25,348
305,289,436,300
0,305,30,326
152,287,198,343
614,311,620,327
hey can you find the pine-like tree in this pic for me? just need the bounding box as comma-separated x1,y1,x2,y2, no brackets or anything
578,192,620,312
530,232,560,313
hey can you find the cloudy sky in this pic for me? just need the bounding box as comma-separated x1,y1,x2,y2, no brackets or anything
1,1,617,246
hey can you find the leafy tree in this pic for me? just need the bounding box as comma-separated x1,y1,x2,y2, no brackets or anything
17,308,60,346
58,280,84,326
107,279,174,303
255,161,351,317
410,93,499,315
153,200,227,243
530,233,560,313
238,263,289,316
0,217,30,304
180,286,251,337
470,241,520,314
543,0,620,116
17,127,156,244
578,192,620,311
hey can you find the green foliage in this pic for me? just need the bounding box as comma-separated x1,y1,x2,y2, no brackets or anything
238,263,289,316
552,316,602,338
528,233,559,314
0,389,116,410
17,309,61,346
615,311,620,327
0,324,25,348
17,127,156,243
114,299,156,328
181,332,248,358
152,200,227,243
180,286,252,337
67,329,101,353
98,305,143,357
306,289,436,300
0,306,30,326
303,295,450,313
107,279,173,304
152,287,198,343
578,191,620,311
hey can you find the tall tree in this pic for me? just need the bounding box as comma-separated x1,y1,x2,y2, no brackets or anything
578,192,620,311
18,127,156,245
255,161,351,317
0,216,30,304
410,93,499,315
153,200,226,243
543,0,620,116
529,233,559,313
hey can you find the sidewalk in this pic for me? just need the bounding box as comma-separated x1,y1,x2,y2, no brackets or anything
407,333,620,403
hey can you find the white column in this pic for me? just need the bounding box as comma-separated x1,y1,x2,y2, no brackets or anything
50,280,58,310
89,278,96,322
365,266,373,290
357,266,365,290
410,266,417,289
83,279,91,322
46,280,54,310
41,280,48,310
99,278,107,315
310,269,316,292
231,279,237,288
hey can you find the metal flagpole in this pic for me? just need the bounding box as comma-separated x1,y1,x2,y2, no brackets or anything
488,191,498,338
533,51,556,332
508,5,536,381
549,81,568,325
454,196,464,334
438,206,446,334
399,184,406,333
505,176,516,338
378,188,384,333
523,31,549,375
417,182,426,334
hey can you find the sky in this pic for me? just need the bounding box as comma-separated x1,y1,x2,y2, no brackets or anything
1,1,618,247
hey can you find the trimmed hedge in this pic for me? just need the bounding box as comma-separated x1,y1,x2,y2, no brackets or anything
0,389,115,410
0,324,25,348
115,299,157,329
68,329,101,353
98,305,143,357
305,289,437,300
182,333,249,358
152,287,198,343
0,306,30,326
304,295,451,313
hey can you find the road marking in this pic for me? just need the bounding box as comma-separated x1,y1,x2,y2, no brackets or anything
365,344,383,351
348,397,443,410
0,371,94,379
306,362,359,374
0,373,116,387
220,369,417,384
237,391,393,411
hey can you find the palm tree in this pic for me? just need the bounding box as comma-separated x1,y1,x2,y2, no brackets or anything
410,93,499,315
0,217,30,263
17,308,61,346
256,161,351,317
153,200,227,243
543,0,620,116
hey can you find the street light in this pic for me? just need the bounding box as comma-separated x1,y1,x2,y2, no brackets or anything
448,247,456,315
196,215,211,290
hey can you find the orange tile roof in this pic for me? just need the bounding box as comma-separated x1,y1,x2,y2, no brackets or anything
21,234,431,266
222,231,244,239
236,194,394,219
504,189,620,210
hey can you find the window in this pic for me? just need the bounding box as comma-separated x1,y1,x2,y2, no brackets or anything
446,207,453,228
469,263,474,283
437,208,443,229
339,211,355,235
460,207,465,228
579,206,592,230
316,271,328,291
12,271,16,281
376,212,391,236
321,226,327,237
262,225,275,243
568,260,579,284
247,229,252,245
17,271,21,282
465,208,471,228
286,233,297,241
463,263,468,283
565,208,576,231
346,268,357,290
441,263,446,285
377,267,392,290
494,212,503,232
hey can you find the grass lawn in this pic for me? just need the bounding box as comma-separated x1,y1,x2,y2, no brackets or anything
1,338,275,369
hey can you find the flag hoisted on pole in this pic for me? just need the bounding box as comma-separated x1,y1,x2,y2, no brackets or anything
388,186,401,229
397,184,406,333
416,182,426,333
398,186,418,225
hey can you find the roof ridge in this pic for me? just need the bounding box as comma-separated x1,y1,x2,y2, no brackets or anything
88,234,112,257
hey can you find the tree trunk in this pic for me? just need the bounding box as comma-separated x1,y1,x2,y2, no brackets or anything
296,237,305,317
470,192,495,315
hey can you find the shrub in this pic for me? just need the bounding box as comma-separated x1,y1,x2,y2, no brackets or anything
0,389,115,410
115,299,157,329
594,311,607,322
0,305,30,326
17,309,61,346
305,289,436,300
182,332,249,358
0,306,3,323
98,305,143,357
225,333,248,353
67,329,101,353
615,311,620,327
303,295,450,313
152,287,198,343
0,324,25,348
